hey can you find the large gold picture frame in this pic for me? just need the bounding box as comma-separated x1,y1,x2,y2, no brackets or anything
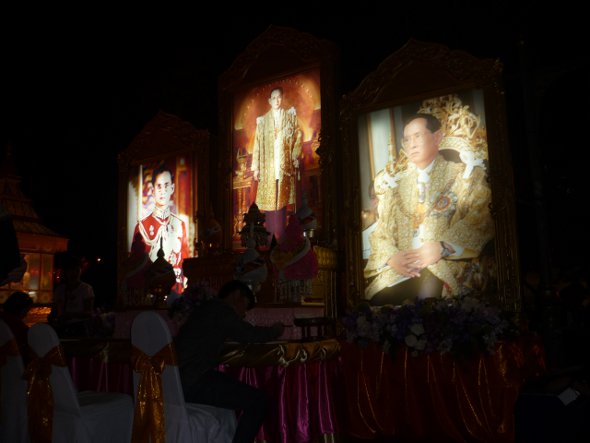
218,26,338,250
229,68,322,248
340,40,520,313
218,26,339,309
117,112,210,306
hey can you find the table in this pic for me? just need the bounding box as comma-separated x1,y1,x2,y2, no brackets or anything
111,306,326,341
61,336,342,443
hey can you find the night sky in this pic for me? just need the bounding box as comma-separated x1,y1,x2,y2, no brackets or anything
1,13,588,306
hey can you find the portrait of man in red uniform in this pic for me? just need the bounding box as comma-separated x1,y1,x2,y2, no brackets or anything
134,164,189,290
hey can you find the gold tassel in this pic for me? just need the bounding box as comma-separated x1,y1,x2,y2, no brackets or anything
23,345,67,443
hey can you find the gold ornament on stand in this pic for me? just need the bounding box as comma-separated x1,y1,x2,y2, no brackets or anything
235,204,269,296
147,238,176,308
238,203,270,249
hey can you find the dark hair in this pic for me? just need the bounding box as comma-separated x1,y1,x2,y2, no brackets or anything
3,291,33,315
62,254,82,271
270,86,283,97
151,164,174,185
404,113,442,133
218,280,255,310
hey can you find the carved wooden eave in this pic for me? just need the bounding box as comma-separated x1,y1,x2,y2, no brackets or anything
342,39,502,112
118,111,210,166
219,25,338,92
0,147,68,253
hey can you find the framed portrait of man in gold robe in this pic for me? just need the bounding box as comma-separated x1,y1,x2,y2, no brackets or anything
359,91,495,304
341,40,520,313
218,26,339,248
231,69,322,249
218,26,339,309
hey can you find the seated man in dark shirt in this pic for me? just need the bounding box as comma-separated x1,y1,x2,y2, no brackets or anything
174,280,284,443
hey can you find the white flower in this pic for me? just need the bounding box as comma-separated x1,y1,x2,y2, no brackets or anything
410,323,425,336
405,334,418,347
438,339,453,354
415,338,427,351
344,294,515,358
356,316,372,337
385,324,398,336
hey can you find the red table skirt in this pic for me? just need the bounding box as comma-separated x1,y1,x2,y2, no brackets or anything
222,359,341,443
340,337,546,442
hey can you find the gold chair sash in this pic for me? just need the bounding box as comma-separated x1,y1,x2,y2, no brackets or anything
131,343,177,443
0,338,21,416
23,345,67,443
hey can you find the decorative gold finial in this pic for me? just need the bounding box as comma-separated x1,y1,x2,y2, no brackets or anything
147,236,175,307
238,203,270,248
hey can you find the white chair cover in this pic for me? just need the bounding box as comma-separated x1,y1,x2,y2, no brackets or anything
131,311,236,442
27,323,134,443
0,319,29,442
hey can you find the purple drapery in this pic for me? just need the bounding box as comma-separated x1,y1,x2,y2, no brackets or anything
221,358,340,443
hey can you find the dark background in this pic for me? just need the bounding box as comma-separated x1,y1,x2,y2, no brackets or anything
1,12,588,307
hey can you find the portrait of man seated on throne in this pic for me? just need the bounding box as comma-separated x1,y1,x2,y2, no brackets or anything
359,91,495,306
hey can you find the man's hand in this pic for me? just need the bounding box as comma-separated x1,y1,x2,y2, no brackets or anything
414,241,447,267
252,170,259,181
387,241,448,277
387,251,422,278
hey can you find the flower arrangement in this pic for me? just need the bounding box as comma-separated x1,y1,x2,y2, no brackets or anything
168,281,216,326
342,295,519,357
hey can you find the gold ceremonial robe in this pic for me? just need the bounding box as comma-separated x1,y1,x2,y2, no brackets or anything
364,155,494,299
251,107,302,211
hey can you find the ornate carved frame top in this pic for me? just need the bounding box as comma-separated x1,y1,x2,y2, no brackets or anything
119,111,210,165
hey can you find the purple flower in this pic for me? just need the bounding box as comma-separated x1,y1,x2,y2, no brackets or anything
341,294,518,357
